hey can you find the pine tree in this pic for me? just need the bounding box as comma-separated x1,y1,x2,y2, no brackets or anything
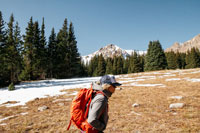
166,51,177,69
185,50,191,68
21,17,35,80
96,54,106,76
31,18,47,79
112,56,117,75
55,18,69,78
6,14,22,84
14,22,23,80
186,48,200,68
128,51,142,73
39,17,47,79
79,61,88,77
116,56,123,74
47,28,57,78
0,11,7,46
180,53,186,69
144,41,167,71
105,57,113,74
175,51,182,69
0,11,9,86
88,55,98,76
139,54,145,72
67,22,81,77
32,21,41,79
123,56,129,74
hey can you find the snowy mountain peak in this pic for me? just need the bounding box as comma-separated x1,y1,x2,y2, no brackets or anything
82,44,146,64
96,44,129,58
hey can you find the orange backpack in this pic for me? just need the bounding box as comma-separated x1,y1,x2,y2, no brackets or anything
67,87,104,131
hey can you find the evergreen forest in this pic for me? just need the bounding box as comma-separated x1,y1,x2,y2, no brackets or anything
1,11,200,88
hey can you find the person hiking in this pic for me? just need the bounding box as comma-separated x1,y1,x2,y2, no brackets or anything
82,75,122,133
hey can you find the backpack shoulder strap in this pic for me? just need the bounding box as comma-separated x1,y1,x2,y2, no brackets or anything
95,91,105,96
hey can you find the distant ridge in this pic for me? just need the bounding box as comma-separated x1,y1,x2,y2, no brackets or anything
81,44,146,64
165,34,200,53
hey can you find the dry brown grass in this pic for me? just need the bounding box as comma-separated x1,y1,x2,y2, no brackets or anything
0,69,200,133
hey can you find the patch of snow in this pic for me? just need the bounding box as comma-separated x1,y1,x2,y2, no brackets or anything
69,91,78,96
119,80,136,84
190,70,200,74
183,77,200,82
137,76,156,79
135,79,146,81
144,72,161,75
119,79,145,84
162,74,176,77
166,78,181,81
136,76,156,80
20,112,28,115
119,77,133,80
125,83,165,87
125,50,146,55
2,103,22,107
172,112,178,115
0,77,101,107
21,106,28,109
169,103,185,109
0,123,7,126
0,112,28,122
0,115,15,122
170,96,183,100
187,78,200,82
120,75,129,78
130,111,141,116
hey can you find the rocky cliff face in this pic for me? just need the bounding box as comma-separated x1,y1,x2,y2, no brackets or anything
165,34,200,53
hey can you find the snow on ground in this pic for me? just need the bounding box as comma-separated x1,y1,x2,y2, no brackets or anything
186,78,200,82
161,74,176,77
119,79,145,84
1,69,199,107
170,96,183,100
0,112,28,123
0,115,15,123
0,77,100,107
129,83,165,87
136,76,156,79
190,70,200,74
166,78,181,81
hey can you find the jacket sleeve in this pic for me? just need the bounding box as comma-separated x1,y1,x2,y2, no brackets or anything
87,95,107,131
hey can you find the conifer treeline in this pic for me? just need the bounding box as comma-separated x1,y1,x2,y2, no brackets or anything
1,11,200,88
0,12,83,87
85,52,144,77
85,40,200,76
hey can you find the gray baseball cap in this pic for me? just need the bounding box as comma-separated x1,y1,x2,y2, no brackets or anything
100,75,122,87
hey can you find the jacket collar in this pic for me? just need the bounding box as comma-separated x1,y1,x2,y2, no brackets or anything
102,89,112,98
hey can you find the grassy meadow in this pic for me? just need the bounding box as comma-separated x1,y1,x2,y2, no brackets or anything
0,68,200,133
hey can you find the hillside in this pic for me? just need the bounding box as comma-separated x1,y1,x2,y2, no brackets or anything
0,68,200,132
165,34,200,53
81,44,146,64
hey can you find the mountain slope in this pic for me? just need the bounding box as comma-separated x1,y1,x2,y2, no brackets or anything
165,34,200,53
82,44,146,63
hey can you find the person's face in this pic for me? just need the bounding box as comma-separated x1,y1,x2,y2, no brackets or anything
108,85,116,93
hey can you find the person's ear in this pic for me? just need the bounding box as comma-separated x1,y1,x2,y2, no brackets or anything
108,85,115,93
